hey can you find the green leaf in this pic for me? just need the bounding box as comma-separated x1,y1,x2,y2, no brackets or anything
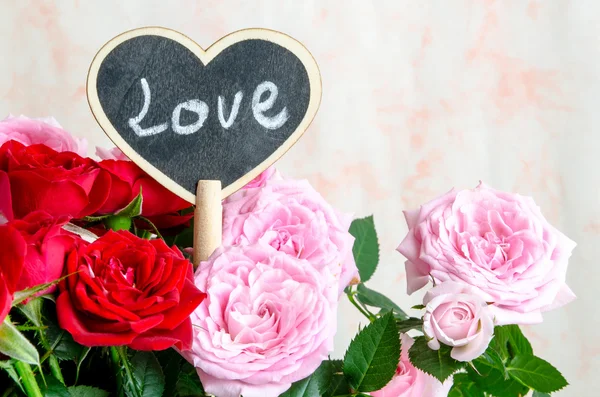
492,325,533,359
411,304,426,310
131,351,165,397
116,188,143,217
477,347,507,377
75,347,91,383
467,358,529,397
280,361,332,397
533,392,551,397
18,297,44,326
506,355,568,393
82,214,112,222
408,336,465,382
396,317,423,334
356,283,408,321
343,312,400,392
448,373,485,397
37,373,69,397
155,348,186,397
12,272,76,306
0,360,25,393
68,386,110,397
0,318,40,365
349,216,379,282
46,319,86,362
176,369,205,396
322,360,350,397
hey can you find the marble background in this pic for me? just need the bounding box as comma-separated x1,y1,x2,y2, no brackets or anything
0,1,597,395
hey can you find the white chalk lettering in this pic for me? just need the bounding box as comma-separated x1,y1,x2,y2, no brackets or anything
252,81,289,130
171,100,209,135
217,91,243,129
128,78,169,137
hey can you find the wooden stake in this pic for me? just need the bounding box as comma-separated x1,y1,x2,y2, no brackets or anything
193,180,222,268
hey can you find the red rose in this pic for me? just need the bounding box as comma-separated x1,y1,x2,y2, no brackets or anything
0,224,26,323
0,141,111,219
11,211,74,295
97,160,192,229
56,230,205,350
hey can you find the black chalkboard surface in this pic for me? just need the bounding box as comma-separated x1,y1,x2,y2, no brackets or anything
87,27,321,203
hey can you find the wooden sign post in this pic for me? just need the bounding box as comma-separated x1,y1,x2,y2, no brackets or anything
87,27,321,265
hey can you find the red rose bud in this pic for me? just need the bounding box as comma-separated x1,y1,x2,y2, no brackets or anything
56,230,205,350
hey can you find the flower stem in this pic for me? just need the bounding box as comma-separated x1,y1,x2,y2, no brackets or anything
110,347,125,397
14,361,43,397
347,291,376,322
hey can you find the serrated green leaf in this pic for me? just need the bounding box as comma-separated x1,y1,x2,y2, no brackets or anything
37,373,69,397
176,371,205,396
280,361,333,397
343,312,400,392
0,319,40,365
396,317,423,334
478,347,507,378
155,348,186,397
349,216,379,282
507,355,567,393
68,386,110,397
0,360,25,393
467,358,529,397
131,351,165,397
448,373,485,397
408,336,465,382
356,284,408,320
116,188,143,217
492,325,533,360
46,320,86,362
532,391,551,397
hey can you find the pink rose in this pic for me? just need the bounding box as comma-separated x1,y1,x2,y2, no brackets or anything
243,166,280,189
397,183,576,325
95,146,129,161
371,334,452,397
422,281,494,361
222,178,358,294
0,115,87,156
183,244,338,397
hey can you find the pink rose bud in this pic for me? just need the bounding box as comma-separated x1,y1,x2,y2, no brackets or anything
397,182,576,326
422,281,494,362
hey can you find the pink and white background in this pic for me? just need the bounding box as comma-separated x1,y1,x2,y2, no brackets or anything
0,1,597,395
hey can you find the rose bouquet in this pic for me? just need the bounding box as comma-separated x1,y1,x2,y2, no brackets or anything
0,116,574,397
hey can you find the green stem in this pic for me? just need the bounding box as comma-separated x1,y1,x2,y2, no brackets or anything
14,362,43,397
110,347,125,397
347,291,376,322
36,321,64,385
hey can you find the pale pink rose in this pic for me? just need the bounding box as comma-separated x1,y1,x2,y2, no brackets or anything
422,281,494,362
0,115,87,156
95,146,129,160
397,182,576,325
183,244,338,397
371,334,452,397
222,178,358,294
243,166,281,189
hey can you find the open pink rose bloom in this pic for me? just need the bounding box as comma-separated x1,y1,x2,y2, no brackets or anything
398,183,576,325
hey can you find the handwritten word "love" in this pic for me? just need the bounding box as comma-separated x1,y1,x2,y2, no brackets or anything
128,78,290,137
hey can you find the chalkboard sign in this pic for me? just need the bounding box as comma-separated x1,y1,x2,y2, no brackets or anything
87,27,321,203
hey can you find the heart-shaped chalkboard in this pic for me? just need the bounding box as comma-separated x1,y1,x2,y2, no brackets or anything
87,27,321,203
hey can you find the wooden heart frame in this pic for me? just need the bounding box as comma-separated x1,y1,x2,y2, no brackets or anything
87,26,322,203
